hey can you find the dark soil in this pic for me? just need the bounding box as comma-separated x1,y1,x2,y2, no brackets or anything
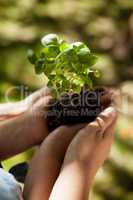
47,87,112,132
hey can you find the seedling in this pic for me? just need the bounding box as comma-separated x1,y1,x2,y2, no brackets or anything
28,33,100,94
28,34,111,131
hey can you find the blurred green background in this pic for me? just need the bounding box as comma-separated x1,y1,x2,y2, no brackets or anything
0,0,133,199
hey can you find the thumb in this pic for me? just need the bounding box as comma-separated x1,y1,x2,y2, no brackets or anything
96,106,117,134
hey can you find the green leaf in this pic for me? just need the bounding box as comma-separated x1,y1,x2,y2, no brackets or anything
87,54,98,66
28,33,100,92
41,34,59,46
44,62,55,76
40,52,46,59
78,48,98,66
70,42,88,52
73,77,85,86
77,48,91,64
63,47,78,63
27,49,37,64
35,59,45,74
43,45,60,58
59,40,69,52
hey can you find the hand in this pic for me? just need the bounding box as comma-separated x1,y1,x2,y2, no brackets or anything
23,87,53,144
24,106,117,200
1,86,53,117
0,87,53,119
24,124,85,200
49,106,117,200
0,87,53,160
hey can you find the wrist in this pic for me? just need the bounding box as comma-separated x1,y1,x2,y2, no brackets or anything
63,155,94,188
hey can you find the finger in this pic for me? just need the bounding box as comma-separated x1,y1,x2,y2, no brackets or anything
27,87,53,104
96,106,117,135
95,120,117,163
71,106,117,142
103,116,117,139
45,123,86,161
30,95,54,117
24,124,85,200
36,95,54,109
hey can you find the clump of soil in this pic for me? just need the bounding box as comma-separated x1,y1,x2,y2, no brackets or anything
47,87,112,131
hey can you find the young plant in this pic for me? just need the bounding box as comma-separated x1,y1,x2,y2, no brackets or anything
28,33,100,94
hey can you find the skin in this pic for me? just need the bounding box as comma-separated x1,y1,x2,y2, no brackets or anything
0,86,117,200
24,106,117,200
0,87,53,160
24,124,85,200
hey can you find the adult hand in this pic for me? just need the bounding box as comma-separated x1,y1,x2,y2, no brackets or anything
24,123,85,200
24,106,117,200
0,87,52,120
49,106,117,200
0,87,53,160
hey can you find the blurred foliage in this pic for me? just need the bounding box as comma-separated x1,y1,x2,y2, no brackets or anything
0,0,133,199
0,0,133,94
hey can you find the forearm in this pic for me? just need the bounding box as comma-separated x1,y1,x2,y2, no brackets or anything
24,144,61,200
0,112,47,161
24,125,85,200
49,162,90,200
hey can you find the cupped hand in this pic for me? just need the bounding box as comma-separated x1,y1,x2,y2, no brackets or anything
24,123,85,200
24,105,117,200
22,87,53,144
0,87,53,161
62,106,117,168
49,106,117,200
